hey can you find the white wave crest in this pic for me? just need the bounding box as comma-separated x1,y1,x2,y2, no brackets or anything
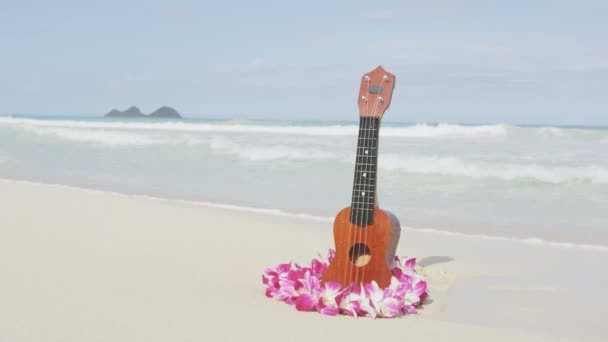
22,126,194,146
0,117,510,138
381,154,608,184
23,125,211,146
208,136,343,161
382,123,508,138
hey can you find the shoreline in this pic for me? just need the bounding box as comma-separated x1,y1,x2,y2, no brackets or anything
2,176,607,252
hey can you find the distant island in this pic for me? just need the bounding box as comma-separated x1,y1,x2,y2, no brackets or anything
104,106,182,119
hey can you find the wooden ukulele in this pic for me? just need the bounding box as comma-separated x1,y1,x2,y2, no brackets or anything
322,66,401,289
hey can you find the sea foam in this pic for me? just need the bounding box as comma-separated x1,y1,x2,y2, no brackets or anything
381,154,608,184
0,116,512,138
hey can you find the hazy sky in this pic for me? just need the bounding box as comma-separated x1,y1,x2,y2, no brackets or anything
1,0,607,125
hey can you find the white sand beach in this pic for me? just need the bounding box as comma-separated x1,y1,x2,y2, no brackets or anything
1,179,606,342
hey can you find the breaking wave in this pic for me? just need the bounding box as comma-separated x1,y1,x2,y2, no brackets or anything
2,116,606,140
206,143,608,184
0,116,540,139
20,126,201,146
207,136,344,161
380,154,608,184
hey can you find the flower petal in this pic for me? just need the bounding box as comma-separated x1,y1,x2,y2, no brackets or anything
295,294,316,311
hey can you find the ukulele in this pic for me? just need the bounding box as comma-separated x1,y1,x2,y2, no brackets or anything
322,66,401,289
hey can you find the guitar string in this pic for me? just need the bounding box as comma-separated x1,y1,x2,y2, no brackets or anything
358,83,382,285
357,116,373,284
345,76,370,287
352,117,367,285
345,114,364,287
361,74,388,284
361,98,382,284
354,79,373,286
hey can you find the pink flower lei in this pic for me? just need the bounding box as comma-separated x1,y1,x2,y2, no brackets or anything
262,249,428,318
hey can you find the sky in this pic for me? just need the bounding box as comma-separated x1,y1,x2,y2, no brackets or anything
1,0,607,125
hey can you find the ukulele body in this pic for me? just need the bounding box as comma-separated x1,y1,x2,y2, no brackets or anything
322,206,401,289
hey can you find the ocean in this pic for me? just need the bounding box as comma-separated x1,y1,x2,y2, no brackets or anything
1,115,607,246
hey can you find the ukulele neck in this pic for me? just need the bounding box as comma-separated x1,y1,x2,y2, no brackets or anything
350,116,381,226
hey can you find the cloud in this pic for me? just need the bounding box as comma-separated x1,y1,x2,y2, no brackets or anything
366,34,608,88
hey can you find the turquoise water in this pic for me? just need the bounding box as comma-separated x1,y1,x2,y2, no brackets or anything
1,115,607,245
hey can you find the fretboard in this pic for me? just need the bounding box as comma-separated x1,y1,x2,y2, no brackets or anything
350,117,380,226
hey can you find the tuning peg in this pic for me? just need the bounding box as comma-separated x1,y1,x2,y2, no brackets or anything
383,75,389,81
378,96,384,102
364,75,371,81
361,96,368,101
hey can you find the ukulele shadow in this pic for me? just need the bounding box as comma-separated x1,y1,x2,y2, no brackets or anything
417,255,454,268
415,256,454,307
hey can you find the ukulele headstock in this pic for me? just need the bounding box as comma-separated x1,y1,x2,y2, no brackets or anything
357,66,396,119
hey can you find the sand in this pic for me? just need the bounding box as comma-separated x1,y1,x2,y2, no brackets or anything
1,179,605,341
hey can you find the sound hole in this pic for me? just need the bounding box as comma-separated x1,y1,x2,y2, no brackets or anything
348,243,371,267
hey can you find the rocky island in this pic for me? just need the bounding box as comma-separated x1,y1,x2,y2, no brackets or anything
148,106,181,118
104,106,182,119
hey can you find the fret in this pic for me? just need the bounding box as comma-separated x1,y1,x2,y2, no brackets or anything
351,199,376,204
352,190,375,195
353,191,374,202
352,195,374,199
351,203,374,207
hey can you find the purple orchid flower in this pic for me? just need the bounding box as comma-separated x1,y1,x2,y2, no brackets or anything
262,249,429,318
